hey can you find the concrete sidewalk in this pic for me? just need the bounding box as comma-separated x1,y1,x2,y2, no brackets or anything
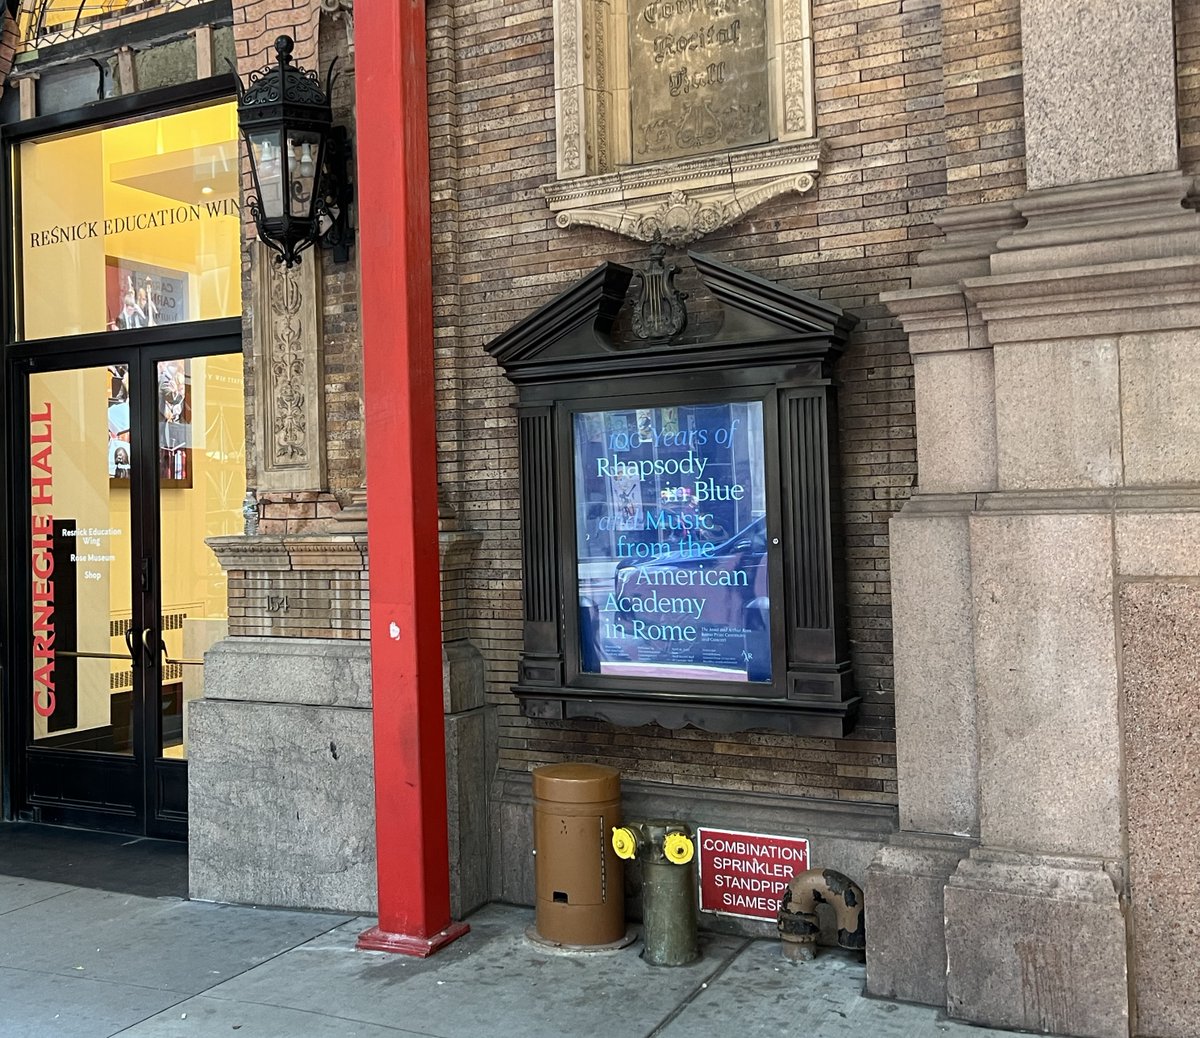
0,870,1058,1038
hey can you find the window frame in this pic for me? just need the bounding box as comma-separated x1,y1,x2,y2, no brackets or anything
552,0,815,179
488,253,860,737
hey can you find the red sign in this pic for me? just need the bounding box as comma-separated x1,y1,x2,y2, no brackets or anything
697,827,809,920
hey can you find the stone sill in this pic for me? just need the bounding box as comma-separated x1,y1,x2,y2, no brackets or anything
207,533,368,573
544,137,824,246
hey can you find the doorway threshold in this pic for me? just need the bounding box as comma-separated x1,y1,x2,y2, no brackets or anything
0,821,187,899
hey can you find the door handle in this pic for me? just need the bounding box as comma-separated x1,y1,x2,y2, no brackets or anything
57,649,140,661
140,628,203,667
140,628,164,665
124,627,136,660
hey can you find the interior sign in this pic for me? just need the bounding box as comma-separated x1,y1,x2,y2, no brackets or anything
697,826,809,920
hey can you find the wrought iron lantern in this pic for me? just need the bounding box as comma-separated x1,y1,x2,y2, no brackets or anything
235,34,352,267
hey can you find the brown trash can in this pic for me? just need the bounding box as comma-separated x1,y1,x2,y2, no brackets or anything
532,763,625,946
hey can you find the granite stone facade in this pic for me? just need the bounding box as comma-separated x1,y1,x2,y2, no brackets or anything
3,1,1198,1035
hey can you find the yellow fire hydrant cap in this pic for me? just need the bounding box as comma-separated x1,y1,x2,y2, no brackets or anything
612,826,638,860
663,832,695,865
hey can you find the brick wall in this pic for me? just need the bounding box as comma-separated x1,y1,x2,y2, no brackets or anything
1180,0,1200,176
941,0,1024,206
425,0,1029,807
320,34,365,500
223,536,370,639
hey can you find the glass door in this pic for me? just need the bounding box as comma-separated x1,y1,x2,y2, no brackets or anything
18,345,244,838
151,352,246,790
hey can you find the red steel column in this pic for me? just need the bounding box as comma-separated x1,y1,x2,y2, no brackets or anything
354,0,468,956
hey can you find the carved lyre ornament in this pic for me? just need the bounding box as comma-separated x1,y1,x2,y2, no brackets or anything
631,242,688,342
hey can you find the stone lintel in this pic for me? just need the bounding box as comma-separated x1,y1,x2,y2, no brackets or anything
878,285,990,355
903,488,1200,521
990,171,1199,275
963,257,1200,344
203,636,372,709
971,486,1200,516
545,138,822,246
895,492,985,517
911,199,1024,287
952,846,1124,899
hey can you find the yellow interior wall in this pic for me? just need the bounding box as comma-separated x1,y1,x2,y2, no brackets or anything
19,103,241,340
158,353,246,628
21,104,246,748
31,367,128,740
18,134,107,338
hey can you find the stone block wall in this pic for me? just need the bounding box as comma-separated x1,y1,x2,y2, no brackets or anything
1121,577,1200,1038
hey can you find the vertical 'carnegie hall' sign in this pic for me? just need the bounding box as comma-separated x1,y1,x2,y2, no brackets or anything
30,403,56,719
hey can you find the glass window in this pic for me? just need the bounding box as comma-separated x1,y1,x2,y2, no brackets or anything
15,102,242,340
158,353,246,760
29,366,134,752
573,400,771,683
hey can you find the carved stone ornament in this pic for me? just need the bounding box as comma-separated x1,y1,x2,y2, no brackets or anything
269,262,308,464
545,138,822,247
319,0,354,53
251,241,327,492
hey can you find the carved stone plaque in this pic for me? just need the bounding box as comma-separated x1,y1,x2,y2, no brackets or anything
629,0,770,164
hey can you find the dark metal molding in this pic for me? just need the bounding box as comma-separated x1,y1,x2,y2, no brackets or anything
486,250,859,737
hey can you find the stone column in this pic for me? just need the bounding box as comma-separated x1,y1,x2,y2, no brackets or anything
1020,0,1177,191
866,203,1018,1007
876,3,1197,1033
941,184,1200,1037
439,503,493,920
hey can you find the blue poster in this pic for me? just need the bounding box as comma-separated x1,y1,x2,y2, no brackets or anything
573,400,771,683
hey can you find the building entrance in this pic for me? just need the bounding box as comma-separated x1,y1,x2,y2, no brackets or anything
15,342,244,838
2,93,245,838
